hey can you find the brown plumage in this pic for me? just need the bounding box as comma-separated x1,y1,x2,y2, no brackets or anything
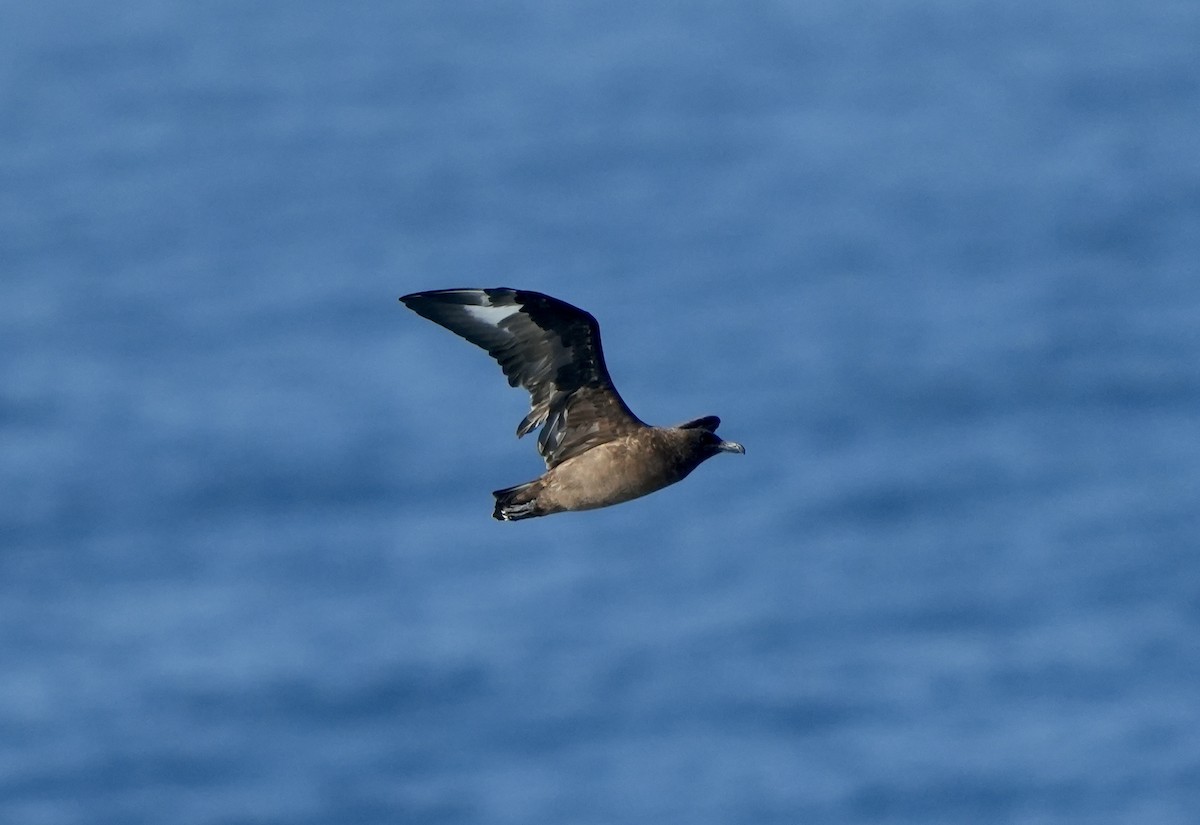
400,288,744,520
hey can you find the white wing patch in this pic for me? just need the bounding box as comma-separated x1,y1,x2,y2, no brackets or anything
463,301,521,330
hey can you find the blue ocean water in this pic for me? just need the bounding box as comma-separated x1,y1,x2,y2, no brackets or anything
2,1,1198,823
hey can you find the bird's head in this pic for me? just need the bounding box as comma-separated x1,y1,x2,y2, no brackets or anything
679,416,745,457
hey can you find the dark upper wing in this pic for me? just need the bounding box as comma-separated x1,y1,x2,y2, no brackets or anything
400,287,645,467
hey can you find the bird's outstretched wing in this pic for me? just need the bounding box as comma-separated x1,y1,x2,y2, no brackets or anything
401,288,646,467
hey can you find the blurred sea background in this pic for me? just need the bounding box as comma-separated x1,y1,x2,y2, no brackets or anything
2,1,1198,823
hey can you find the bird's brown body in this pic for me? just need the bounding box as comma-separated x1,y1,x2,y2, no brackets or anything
400,288,744,520
493,426,728,520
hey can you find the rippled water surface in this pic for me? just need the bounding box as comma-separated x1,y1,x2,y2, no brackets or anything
3,2,1198,823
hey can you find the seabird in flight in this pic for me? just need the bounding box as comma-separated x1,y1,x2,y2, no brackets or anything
400,288,745,520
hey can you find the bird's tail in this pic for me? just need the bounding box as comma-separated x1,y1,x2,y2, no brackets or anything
492,480,543,521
